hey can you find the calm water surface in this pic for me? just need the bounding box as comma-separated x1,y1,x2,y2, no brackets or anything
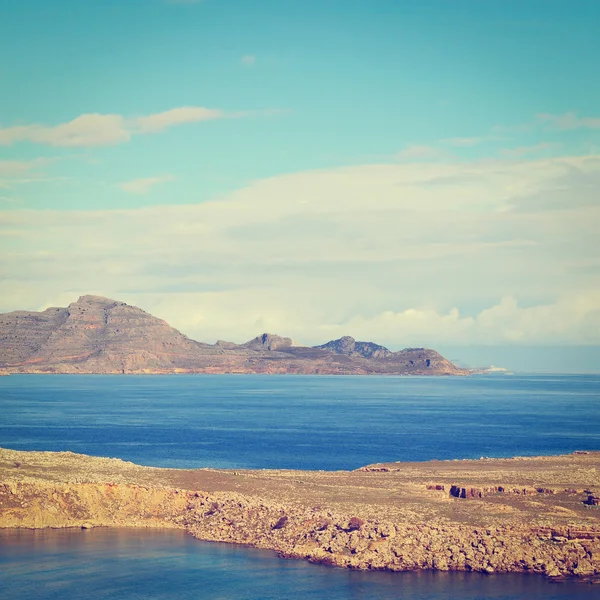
1,374,599,599
0,528,597,600
0,374,599,470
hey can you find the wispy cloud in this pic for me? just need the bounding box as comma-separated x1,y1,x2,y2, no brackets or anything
0,114,130,147
491,122,534,134
395,145,448,161
0,105,274,148
0,158,51,176
491,111,600,135
441,135,505,147
118,175,176,195
499,142,560,158
0,194,21,204
134,107,224,133
0,158,55,199
536,111,600,130
241,55,256,67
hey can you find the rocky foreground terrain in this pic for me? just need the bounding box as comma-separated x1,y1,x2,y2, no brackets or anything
1,447,599,581
0,295,465,375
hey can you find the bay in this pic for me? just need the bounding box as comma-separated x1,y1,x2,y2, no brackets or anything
0,528,596,600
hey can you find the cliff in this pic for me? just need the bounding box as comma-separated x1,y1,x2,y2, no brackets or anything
1,448,599,581
0,295,466,375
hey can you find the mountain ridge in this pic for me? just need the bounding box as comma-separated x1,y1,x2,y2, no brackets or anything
0,295,467,376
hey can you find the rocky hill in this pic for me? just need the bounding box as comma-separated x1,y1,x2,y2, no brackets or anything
315,335,393,359
0,295,467,375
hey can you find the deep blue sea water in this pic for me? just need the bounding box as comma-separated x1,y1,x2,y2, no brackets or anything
1,374,599,599
0,374,599,470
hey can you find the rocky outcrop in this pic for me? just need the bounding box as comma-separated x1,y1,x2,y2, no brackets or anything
445,485,557,499
1,448,599,581
0,296,467,375
240,333,294,351
315,336,393,359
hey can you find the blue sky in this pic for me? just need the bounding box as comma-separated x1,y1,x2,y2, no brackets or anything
1,0,599,370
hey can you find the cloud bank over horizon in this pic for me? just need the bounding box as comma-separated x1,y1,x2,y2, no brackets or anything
2,153,599,348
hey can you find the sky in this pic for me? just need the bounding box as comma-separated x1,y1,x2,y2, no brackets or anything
1,0,599,372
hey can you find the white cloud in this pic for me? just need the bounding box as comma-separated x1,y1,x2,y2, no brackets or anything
0,114,129,147
537,112,600,130
1,154,599,346
118,175,176,195
0,105,246,147
335,295,600,347
241,55,256,67
134,107,224,133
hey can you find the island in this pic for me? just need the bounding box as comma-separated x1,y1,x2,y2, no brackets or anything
0,295,466,375
1,447,598,581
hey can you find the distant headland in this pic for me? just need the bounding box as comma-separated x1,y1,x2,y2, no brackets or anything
0,295,467,375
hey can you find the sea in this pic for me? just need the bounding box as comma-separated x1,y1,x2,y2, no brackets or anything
0,373,599,599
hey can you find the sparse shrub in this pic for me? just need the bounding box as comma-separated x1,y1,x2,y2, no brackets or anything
347,517,364,531
272,515,288,530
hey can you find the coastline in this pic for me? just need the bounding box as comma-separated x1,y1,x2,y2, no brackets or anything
1,448,599,582
0,369,469,376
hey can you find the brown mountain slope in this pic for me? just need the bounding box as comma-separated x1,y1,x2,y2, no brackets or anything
0,295,218,373
0,296,467,375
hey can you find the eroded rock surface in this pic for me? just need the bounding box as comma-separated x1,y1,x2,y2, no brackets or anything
1,448,599,580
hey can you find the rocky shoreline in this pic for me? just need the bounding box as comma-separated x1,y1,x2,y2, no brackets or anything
1,448,599,582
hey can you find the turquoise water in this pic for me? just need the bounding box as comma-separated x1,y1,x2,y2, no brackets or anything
0,374,599,598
